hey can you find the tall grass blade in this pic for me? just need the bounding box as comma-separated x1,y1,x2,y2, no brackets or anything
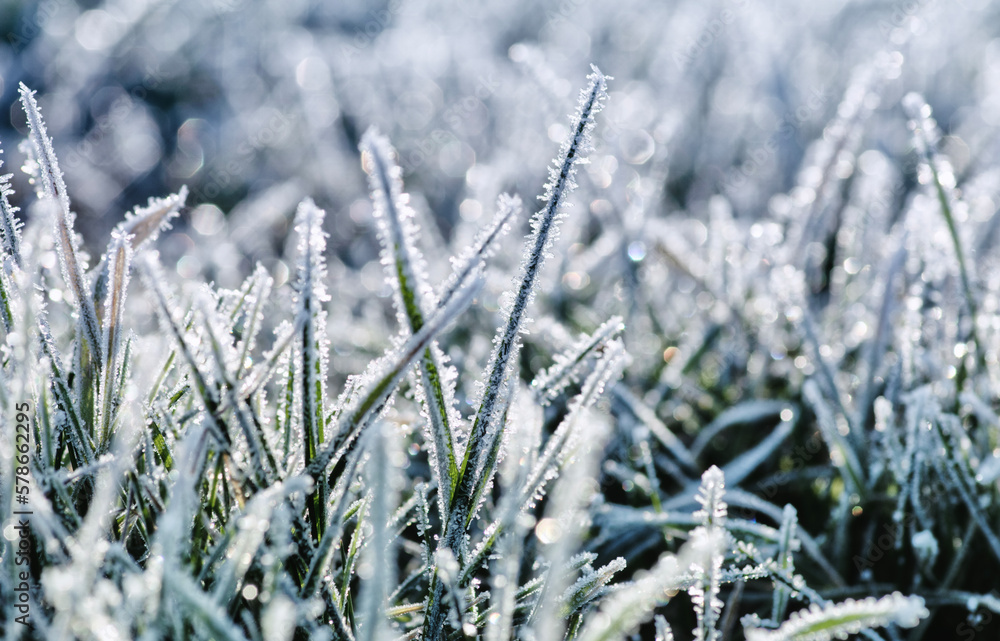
292,198,331,539
361,128,462,515
19,83,103,367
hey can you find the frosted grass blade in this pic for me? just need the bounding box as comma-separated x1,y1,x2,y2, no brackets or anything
97,230,133,450
19,84,103,366
744,592,927,641
425,67,609,641
361,128,462,514
0,157,23,267
292,198,331,539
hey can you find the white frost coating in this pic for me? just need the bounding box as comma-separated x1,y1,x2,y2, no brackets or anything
911,529,938,568
138,255,233,453
360,127,435,334
37,295,96,464
121,185,188,251
423,72,610,640
531,316,625,404
0,153,23,267
292,199,331,487
97,230,134,449
576,530,723,641
517,338,626,514
356,423,400,641
304,270,483,480
561,556,627,613
361,127,465,513
690,466,727,641
655,614,675,641
438,193,522,310
744,592,928,641
456,65,609,529
19,83,104,365
772,504,798,623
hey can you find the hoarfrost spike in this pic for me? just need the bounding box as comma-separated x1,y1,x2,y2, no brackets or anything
19,83,103,365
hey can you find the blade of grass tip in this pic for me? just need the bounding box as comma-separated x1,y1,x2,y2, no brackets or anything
19,83,102,366
425,67,609,641
457,66,609,503
303,269,481,483
655,615,675,641
437,193,522,311
293,198,332,541
361,127,461,516
531,316,625,405
690,467,727,641
121,185,188,249
97,230,133,451
0,155,23,268
92,186,188,312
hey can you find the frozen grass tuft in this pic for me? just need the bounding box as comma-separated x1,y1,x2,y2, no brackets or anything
7,48,1000,641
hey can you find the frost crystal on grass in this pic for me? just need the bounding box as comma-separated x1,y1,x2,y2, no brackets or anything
422,67,610,641
292,198,332,537
0,153,23,267
19,83,103,366
362,127,464,517
744,592,928,641
97,230,133,449
690,467,727,641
